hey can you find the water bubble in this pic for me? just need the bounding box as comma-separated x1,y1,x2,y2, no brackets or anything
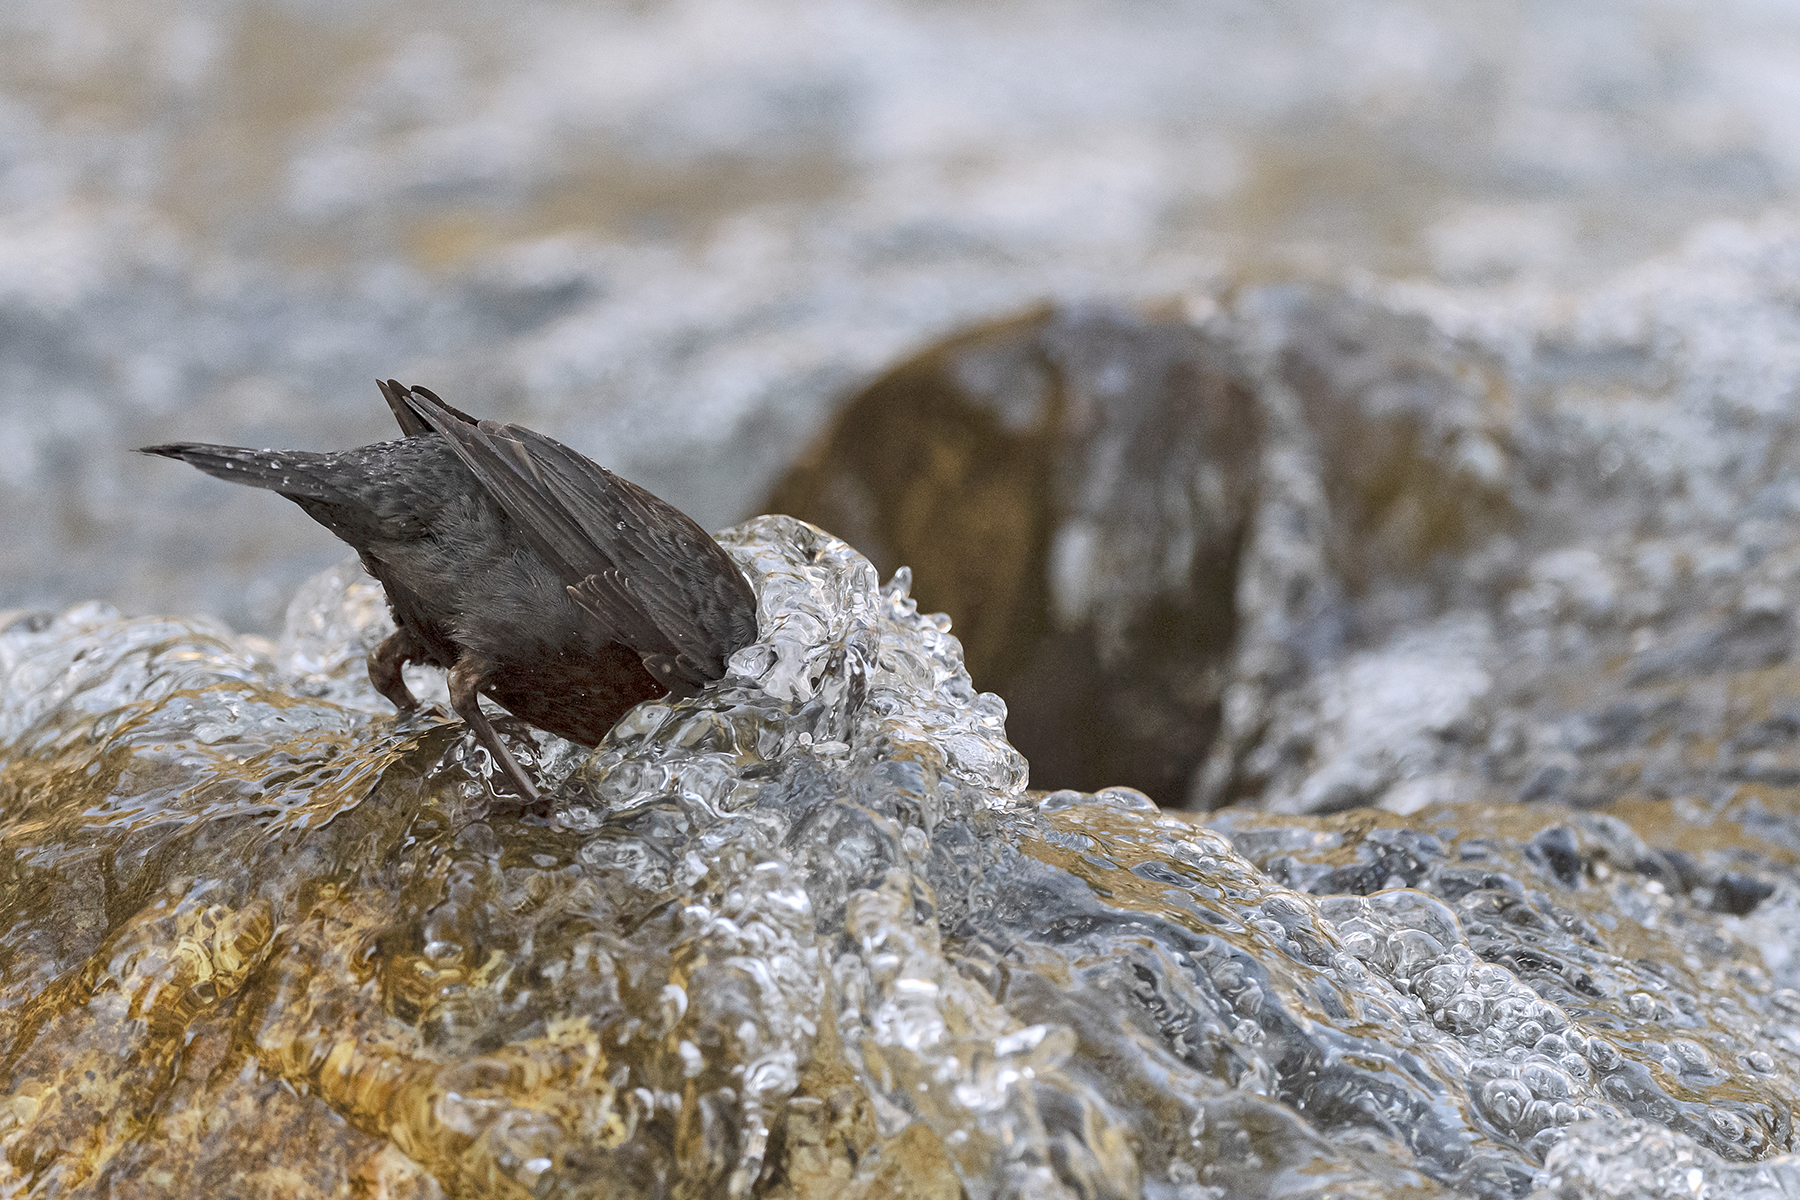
1481,1079,1532,1130
1521,1063,1573,1100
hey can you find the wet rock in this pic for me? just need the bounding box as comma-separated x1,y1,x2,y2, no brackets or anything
1274,291,1516,614
768,306,1262,808
8,522,1800,1198
766,292,1518,813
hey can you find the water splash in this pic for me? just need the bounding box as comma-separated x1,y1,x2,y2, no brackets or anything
2,519,1797,1197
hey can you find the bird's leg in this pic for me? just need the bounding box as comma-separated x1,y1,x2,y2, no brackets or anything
368,628,425,713
447,656,542,807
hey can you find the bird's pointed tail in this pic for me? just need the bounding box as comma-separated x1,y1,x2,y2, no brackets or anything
139,442,338,500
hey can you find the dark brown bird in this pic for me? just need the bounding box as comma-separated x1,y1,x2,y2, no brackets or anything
142,381,759,807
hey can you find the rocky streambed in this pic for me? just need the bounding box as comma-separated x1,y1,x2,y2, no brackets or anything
4,505,1800,1198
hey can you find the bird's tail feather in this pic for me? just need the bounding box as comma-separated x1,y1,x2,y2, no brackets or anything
139,442,338,500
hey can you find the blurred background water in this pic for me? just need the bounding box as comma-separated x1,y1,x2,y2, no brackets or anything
6,0,1800,633
17,7,1800,1194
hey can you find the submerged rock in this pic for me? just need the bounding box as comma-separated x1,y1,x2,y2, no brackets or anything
4,517,1800,1198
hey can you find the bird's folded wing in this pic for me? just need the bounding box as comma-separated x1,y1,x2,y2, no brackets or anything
384,383,670,651
517,429,758,683
383,382,755,686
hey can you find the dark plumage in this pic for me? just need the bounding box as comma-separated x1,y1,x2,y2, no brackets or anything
142,381,759,807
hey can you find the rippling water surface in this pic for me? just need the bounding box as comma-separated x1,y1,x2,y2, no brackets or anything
4,519,1800,1198
6,0,1800,630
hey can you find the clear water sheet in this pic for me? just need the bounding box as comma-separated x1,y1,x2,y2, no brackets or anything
2,518,1798,1198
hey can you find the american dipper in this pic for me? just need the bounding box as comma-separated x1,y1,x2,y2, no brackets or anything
142,381,759,807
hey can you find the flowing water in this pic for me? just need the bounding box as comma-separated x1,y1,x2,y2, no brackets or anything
7,5,1800,1191
4,518,1800,1198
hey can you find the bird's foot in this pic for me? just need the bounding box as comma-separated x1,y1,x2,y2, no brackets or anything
446,655,554,818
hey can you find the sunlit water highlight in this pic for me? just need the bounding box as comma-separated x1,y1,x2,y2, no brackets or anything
3,517,1799,1198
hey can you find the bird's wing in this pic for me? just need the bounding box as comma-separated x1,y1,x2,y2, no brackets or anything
382,382,669,651
517,427,760,687
382,381,757,690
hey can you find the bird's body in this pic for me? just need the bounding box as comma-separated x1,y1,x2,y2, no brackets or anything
143,383,759,806
279,434,669,743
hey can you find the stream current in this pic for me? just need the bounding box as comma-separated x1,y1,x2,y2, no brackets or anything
3,517,1798,1198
